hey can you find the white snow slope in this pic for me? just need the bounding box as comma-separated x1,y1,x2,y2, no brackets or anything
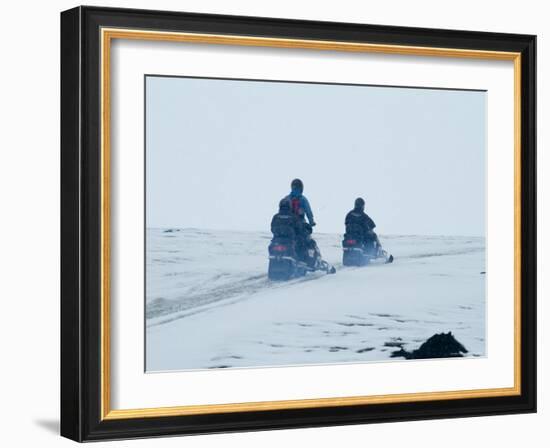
146,228,486,371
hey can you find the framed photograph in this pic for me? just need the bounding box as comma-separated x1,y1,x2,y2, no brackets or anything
60,6,536,442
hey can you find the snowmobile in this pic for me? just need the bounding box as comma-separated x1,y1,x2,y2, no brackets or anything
342,233,394,266
268,224,336,281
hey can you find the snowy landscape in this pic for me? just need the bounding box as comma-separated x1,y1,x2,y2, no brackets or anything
145,228,486,371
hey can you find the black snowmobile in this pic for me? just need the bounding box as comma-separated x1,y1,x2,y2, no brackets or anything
268,222,336,281
342,232,393,266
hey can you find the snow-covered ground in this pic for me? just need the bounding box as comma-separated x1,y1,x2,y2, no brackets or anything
146,228,486,371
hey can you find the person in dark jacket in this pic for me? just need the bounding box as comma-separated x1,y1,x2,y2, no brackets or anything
345,197,381,250
271,198,298,240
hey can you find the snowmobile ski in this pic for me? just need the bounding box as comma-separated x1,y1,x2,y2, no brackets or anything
342,237,393,267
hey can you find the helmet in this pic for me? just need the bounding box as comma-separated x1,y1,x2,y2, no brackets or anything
291,178,304,194
279,198,291,211
354,197,365,210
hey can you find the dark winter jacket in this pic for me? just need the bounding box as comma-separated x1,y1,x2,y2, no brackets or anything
345,208,376,241
282,188,315,225
271,210,298,239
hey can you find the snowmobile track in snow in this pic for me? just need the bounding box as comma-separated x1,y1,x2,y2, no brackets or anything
147,269,334,326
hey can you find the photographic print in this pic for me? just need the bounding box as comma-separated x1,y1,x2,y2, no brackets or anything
145,75,487,372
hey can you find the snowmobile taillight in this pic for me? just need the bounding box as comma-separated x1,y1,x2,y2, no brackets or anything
272,244,287,252
346,239,357,245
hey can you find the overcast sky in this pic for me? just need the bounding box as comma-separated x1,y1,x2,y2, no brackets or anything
146,76,486,236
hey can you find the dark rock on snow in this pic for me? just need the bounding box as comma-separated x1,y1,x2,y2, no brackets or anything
356,347,375,353
391,332,468,359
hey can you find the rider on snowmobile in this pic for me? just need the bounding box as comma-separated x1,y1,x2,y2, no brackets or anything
345,197,381,251
281,179,316,262
282,179,316,228
268,186,336,278
271,198,298,240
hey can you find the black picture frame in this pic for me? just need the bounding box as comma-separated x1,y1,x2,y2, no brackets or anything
61,5,536,442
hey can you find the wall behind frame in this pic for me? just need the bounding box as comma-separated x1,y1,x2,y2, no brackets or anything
0,0,545,447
